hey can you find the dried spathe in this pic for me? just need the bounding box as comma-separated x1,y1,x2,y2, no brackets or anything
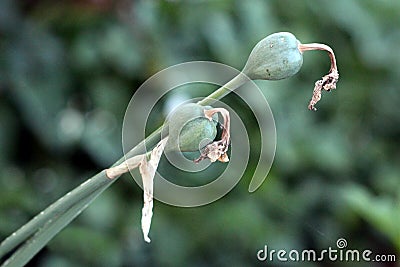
139,138,168,243
106,138,168,242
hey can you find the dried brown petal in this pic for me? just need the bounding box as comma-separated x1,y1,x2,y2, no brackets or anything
308,69,339,111
195,108,230,163
298,43,339,111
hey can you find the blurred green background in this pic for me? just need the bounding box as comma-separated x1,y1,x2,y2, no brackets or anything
0,0,399,266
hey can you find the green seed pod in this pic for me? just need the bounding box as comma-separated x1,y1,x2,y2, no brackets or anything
166,103,218,152
242,32,303,80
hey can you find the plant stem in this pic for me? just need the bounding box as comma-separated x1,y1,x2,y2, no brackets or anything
198,73,249,106
0,170,117,261
0,71,250,265
1,176,110,267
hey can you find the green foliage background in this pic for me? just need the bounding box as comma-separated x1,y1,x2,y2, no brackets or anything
0,0,399,266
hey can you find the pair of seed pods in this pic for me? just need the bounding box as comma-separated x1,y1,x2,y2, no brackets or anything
167,32,339,159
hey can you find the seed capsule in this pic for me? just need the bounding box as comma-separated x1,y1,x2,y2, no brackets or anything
242,32,303,80
166,103,218,152
242,32,339,110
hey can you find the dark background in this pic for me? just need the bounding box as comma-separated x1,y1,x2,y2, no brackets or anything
0,0,399,266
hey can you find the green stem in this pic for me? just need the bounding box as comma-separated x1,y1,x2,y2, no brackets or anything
198,73,249,106
0,71,249,265
1,175,110,267
0,170,117,261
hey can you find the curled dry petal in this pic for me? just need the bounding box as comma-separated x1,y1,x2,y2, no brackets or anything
298,43,339,111
308,69,339,111
194,108,230,163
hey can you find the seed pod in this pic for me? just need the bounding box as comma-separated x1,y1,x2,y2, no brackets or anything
166,103,218,152
242,32,303,80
